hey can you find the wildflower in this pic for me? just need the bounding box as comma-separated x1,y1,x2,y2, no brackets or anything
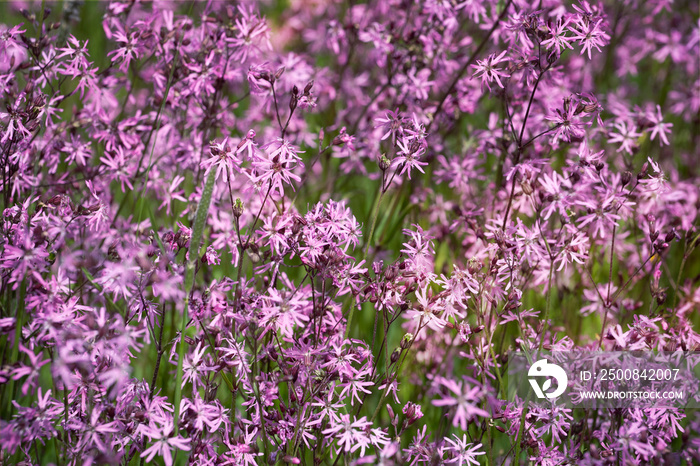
338,366,374,406
322,414,373,456
181,342,214,391
374,108,405,142
201,137,242,183
443,436,485,466
569,8,610,59
541,18,574,54
431,377,489,430
607,120,641,154
646,105,673,146
391,136,428,180
251,139,304,197
140,421,191,466
471,50,510,91
405,286,448,331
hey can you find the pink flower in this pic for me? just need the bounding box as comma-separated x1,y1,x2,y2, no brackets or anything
431,377,489,430
471,50,510,91
140,421,191,466
201,137,242,184
443,436,485,466
322,414,373,456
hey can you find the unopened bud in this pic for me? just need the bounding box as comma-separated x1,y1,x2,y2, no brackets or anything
621,171,632,186
260,71,273,83
378,154,391,171
638,162,648,179
402,401,423,425
400,333,413,349
664,230,677,243
233,198,244,218
656,291,667,306
390,348,401,364
386,404,395,421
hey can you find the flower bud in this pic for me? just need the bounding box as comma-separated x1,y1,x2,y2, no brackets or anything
233,198,244,218
386,404,395,421
400,333,413,349
664,229,677,243
620,171,631,186
378,153,391,171
259,71,272,83
304,80,314,94
402,401,424,426
638,162,648,179
467,258,481,275
656,291,667,306
390,348,401,364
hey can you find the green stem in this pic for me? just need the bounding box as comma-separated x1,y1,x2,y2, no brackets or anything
173,168,217,435
538,259,555,352
364,184,385,260
344,183,385,340
512,393,531,464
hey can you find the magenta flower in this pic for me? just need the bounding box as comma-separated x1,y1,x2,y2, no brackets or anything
201,137,242,184
443,436,485,466
569,5,611,59
646,105,673,146
0,1,697,464
322,414,373,456
471,50,510,91
541,18,574,54
140,421,191,466
431,377,489,430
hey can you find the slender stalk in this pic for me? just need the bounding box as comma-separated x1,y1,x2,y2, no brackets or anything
173,167,217,435
427,0,513,133
512,393,531,464
345,179,385,340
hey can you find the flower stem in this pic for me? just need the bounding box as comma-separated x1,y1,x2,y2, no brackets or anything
173,167,217,434
345,182,384,340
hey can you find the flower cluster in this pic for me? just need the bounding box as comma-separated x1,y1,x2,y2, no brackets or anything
0,0,698,465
